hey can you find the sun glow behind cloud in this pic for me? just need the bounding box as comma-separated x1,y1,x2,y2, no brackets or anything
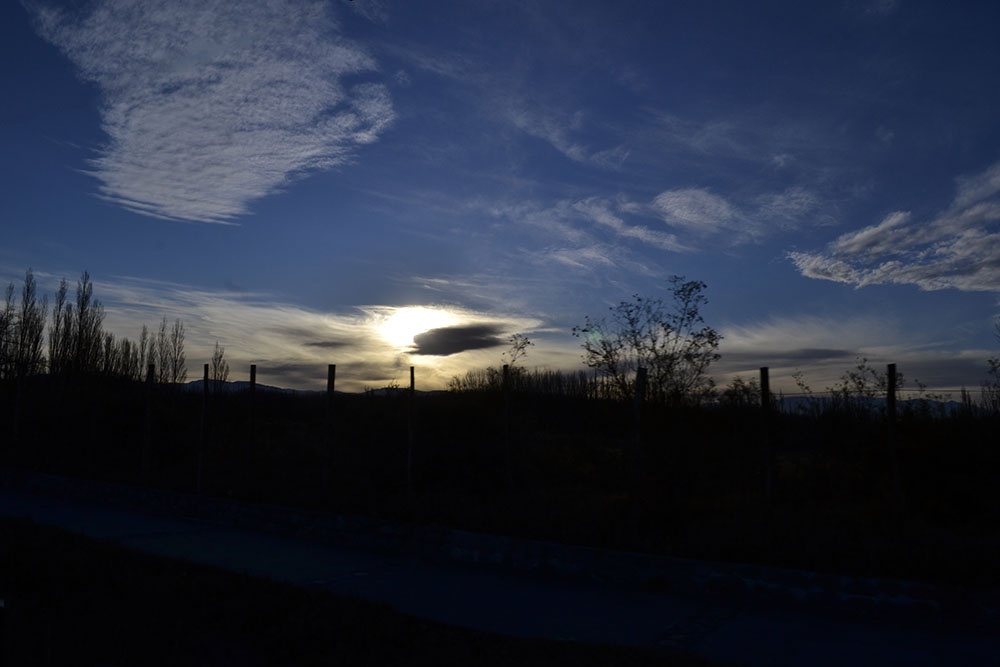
376,306,461,349
93,277,543,389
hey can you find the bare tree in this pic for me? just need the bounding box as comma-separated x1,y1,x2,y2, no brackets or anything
14,270,47,379
150,317,187,384
100,332,118,377
71,271,104,374
210,340,229,392
502,333,533,367
0,272,49,380
97,332,141,381
13,280,47,380
48,279,71,375
167,318,187,384
0,282,14,380
155,316,170,383
45,271,105,376
720,375,761,408
137,324,152,378
116,335,141,381
829,356,903,401
984,317,1000,413
573,276,721,404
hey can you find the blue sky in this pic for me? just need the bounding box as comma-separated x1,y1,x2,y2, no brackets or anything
2,0,999,393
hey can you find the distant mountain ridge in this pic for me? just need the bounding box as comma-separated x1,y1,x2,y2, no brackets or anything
181,379,445,397
182,379,312,395
776,394,969,417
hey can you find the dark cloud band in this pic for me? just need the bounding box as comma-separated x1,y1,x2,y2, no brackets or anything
412,324,505,356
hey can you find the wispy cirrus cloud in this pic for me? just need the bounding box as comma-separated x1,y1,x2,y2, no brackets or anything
646,113,745,160
29,0,394,223
642,110,857,188
488,197,685,272
790,161,1000,292
487,185,820,272
860,0,899,18
649,186,824,244
753,187,828,228
542,244,619,271
652,188,741,234
572,198,689,252
344,0,389,24
507,106,628,169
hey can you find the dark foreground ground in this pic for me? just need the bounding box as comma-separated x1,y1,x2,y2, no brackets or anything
0,516,724,667
7,379,1000,589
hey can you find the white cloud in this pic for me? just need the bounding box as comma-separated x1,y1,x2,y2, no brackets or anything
492,186,817,262
393,69,412,87
647,112,744,158
507,106,586,162
573,198,689,252
863,0,899,17
490,196,689,267
645,185,827,248
31,0,394,223
771,153,792,168
344,0,389,23
643,110,858,194
790,160,1000,292
652,188,741,234
542,245,618,271
753,187,826,228
392,46,477,83
787,252,861,285
507,106,627,169
829,210,911,256
953,161,1000,210
589,145,631,170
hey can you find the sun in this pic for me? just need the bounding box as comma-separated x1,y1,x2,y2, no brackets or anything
378,306,459,349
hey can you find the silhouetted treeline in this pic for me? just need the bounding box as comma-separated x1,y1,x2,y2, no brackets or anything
1,269,187,383
448,360,1000,418
0,269,46,381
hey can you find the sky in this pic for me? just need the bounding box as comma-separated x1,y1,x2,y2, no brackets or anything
2,0,1000,394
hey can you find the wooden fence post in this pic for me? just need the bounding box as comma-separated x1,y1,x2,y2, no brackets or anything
887,363,902,511
887,363,897,422
245,364,257,475
407,366,415,507
628,367,647,544
12,375,22,448
631,368,646,484
760,366,773,501
142,364,154,477
325,364,336,490
249,363,257,430
197,363,208,493
503,364,512,489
